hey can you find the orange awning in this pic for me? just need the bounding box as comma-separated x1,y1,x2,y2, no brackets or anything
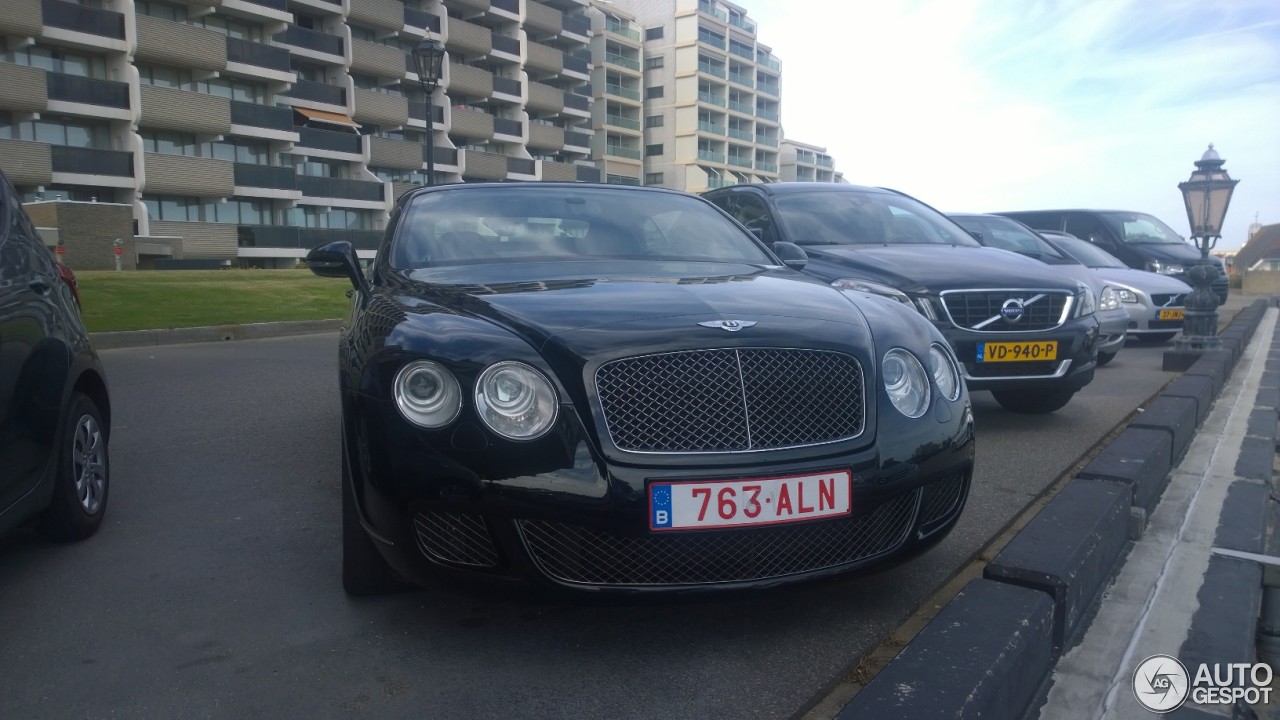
294,107,361,130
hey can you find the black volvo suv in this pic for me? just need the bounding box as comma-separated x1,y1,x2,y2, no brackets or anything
704,183,1101,414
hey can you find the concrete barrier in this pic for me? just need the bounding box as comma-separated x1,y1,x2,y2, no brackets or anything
1161,375,1217,426
1077,428,1173,514
1129,396,1198,465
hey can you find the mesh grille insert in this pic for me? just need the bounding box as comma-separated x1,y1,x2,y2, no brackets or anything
413,510,500,567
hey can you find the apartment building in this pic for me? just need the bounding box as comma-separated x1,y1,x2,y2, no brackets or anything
0,0,598,265
779,139,841,183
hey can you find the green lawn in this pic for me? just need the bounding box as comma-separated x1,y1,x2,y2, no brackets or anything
77,269,351,332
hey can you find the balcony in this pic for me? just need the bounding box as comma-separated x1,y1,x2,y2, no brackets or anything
607,174,640,186
564,15,590,37
226,37,291,72
563,55,589,74
729,43,754,60
605,52,640,71
755,161,778,173
230,101,294,132
728,99,753,115
730,15,756,33
756,107,779,122
41,0,125,39
697,1,727,22
727,156,752,169
697,121,725,136
233,164,296,190
427,146,457,165
576,164,600,182
238,225,383,251
492,0,518,13
698,92,726,107
243,0,287,10
698,62,726,79
564,130,590,148
606,145,640,160
296,127,362,154
494,117,523,137
817,157,834,168
604,18,640,42
491,33,521,56
298,176,384,201
563,93,589,111
507,157,535,175
493,76,522,97
274,25,343,57
46,72,129,109
607,115,640,131
757,54,780,71
697,150,725,164
49,146,132,176
728,72,753,88
605,83,640,101
408,102,445,126
285,79,346,107
755,135,778,147
697,29,726,49
757,82,780,97
403,7,440,33
727,127,752,142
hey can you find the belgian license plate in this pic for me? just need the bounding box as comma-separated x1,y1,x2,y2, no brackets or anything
1159,309,1185,320
649,470,852,531
977,341,1058,362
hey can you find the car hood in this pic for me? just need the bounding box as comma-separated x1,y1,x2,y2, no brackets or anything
1133,242,1202,264
799,245,1085,294
1090,267,1193,293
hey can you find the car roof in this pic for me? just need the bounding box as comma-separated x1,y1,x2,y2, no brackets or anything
708,182,893,197
997,209,1152,215
400,182,698,203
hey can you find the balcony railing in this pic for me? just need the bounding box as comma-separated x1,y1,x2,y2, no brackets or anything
233,163,296,190
507,157,535,175
755,135,778,147
697,150,725,164
697,1,727,22
706,177,729,189
698,62,726,78
491,33,521,56
606,145,640,160
757,55,780,71
403,7,440,33
428,146,457,165
491,0,518,13
575,164,601,182
564,15,590,37
729,43,754,60
50,146,132,176
226,37,291,72
697,121,725,135
698,92,726,107
274,25,343,57
605,52,640,71
697,29,726,49
564,130,590,147
727,127,752,142
564,93,589,111
285,79,346,107
755,161,778,173
605,83,640,101
494,118,522,136
46,73,130,108
297,127,362,154
493,76,521,96
607,115,640,130
817,157,834,168
604,19,640,42
730,15,756,33
237,225,383,251
41,0,125,40
757,82,780,96
727,156,752,168
728,72,753,88
408,102,445,124
243,0,287,10
563,55,589,74
606,174,640,186
298,176,384,201
728,99,753,115
230,101,294,131
756,107,780,121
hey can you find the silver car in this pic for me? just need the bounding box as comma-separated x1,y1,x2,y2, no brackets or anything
1040,231,1193,344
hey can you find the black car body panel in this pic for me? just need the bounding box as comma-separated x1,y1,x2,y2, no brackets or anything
317,183,975,593
702,183,1101,396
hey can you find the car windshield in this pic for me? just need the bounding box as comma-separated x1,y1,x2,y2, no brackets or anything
389,186,774,269
1047,235,1128,268
1099,212,1186,245
772,190,979,248
949,215,1074,264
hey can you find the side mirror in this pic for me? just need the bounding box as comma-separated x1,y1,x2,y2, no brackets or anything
772,241,808,271
307,240,368,295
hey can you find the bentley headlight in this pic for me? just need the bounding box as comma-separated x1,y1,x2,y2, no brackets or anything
475,361,558,440
1146,260,1185,276
394,361,462,429
928,344,960,401
882,348,930,418
1099,286,1121,312
832,278,911,305
1074,282,1096,317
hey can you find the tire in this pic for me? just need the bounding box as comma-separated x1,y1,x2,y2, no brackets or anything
40,393,109,541
341,448,407,596
1097,352,1116,367
991,388,1076,414
1135,332,1178,344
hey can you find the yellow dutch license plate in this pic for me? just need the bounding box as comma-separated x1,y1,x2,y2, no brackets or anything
1159,309,1184,320
978,341,1058,362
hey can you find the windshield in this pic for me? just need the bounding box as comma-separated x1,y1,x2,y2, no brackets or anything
389,186,774,269
1099,212,1186,245
1046,235,1128,268
772,190,979,248
949,215,1074,264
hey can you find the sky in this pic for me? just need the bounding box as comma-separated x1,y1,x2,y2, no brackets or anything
736,0,1280,251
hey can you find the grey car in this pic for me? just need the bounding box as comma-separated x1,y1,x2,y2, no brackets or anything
1039,230,1192,344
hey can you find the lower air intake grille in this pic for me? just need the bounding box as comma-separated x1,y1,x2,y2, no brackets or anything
918,473,968,532
414,510,500,567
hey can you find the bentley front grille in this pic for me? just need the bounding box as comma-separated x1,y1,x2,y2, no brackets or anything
517,491,918,587
413,510,500,568
594,348,864,453
941,290,1072,332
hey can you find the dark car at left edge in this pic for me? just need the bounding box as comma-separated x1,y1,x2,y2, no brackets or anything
307,183,975,595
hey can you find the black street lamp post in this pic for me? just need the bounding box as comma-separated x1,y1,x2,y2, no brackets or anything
1175,144,1239,350
412,39,446,186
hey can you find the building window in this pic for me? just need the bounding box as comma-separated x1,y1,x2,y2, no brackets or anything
645,143,663,156
135,0,188,22
644,56,664,69
138,65,194,89
644,86,664,99
645,26,664,40
4,45,108,79
140,130,198,157
644,172,663,185
644,115,664,128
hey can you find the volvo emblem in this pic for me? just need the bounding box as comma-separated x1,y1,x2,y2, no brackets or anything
1000,299,1026,322
698,319,757,332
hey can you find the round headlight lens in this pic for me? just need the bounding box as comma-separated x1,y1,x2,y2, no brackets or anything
882,348,930,418
928,344,960,401
394,360,462,429
475,361,558,440
1099,286,1121,312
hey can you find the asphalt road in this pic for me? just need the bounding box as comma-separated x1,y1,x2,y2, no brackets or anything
0,331,1210,719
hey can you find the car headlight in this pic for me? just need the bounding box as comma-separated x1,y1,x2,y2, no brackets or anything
394,360,463,429
832,278,911,305
1074,282,1096,317
882,348,930,418
1146,260,1185,275
1099,286,1121,312
1114,287,1139,303
928,344,960,401
475,361,558,440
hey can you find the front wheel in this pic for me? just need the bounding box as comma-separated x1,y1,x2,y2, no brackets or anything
991,388,1076,414
41,393,110,541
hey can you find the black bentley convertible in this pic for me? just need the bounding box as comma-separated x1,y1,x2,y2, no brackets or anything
308,183,975,595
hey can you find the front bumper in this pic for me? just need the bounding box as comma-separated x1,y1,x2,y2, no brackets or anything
1096,307,1130,353
1124,293,1186,337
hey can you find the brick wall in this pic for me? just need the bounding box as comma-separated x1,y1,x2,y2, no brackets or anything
23,201,135,271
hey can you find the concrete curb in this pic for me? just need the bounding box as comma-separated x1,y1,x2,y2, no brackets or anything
90,319,342,349
1076,428,1173,514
